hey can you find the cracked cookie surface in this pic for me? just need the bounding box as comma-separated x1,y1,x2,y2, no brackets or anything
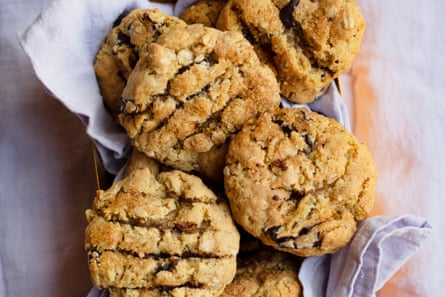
94,8,187,119
85,168,240,296
180,0,227,27
221,248,302,297
223,108,377,256
216,0,365,104
119,24,280,179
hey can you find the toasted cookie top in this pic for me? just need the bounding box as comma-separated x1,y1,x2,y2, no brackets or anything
85,168,240,296
216,0,365,103
224,108,377,256
119,24,280,175
94,8,187,118
180,0,227,27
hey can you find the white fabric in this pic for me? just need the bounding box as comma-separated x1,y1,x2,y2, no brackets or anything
1,0,443,296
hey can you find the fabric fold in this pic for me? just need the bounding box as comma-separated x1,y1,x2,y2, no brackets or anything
17,0,173,173
300,215,432,297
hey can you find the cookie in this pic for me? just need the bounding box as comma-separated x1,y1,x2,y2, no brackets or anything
180,0,277,73
119,24,280,179
220,248,302,297
122,149,161,178
85,168,240,296
223,107,377,256
94,8,187,119
108,287,223,297
180,0,227,27
216,0,365,103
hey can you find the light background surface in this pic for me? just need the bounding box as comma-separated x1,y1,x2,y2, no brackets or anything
1,1,444,296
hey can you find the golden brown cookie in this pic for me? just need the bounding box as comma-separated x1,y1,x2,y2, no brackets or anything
122,149,161,178
180,0,227,27
85,168,240,296
108,287,223,297
223,107,377,257
180,0,277,73
119,24,280,180
221,248,302,297
216,0,365,103
94,8,187,118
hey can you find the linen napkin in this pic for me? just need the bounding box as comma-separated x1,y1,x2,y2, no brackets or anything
300,215,431,297
18,0,173,174
18,0,431,296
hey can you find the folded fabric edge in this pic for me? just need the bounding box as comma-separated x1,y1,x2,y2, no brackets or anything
87,287,108,297
299,215,431,297
354,215,432,295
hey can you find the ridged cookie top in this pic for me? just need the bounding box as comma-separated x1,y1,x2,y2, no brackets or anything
224,108,377,256
85,168,240,296
180,0,227,27
119,24,280,174
216,0,365,103
94,8,187,118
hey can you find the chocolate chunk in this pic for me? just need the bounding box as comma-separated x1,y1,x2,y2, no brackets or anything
177,64,192,75
313,239,322,248
271,159,289,171
289,190,305,201
272,118,296,136
156,258,180,273
298,226,311,236
272,195,281,201
117,32,132,46
304,134,315,149
304,134,316,154
280,0,300,28
266,227,296,247
265,226,281,242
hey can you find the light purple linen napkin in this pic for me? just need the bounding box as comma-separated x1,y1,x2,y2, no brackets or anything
300,215,431,297
18,0,431,296
18,0,173,174
87,288,108,297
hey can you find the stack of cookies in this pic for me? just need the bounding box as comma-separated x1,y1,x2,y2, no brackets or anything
86,1,376,296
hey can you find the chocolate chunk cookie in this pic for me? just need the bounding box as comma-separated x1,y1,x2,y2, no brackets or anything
85,168,240,296
180,0,277,72
108,287,223,297
224,108,377,257
221,248,302,297
180,0,227,27
94,8,187,119
119,24,280,179
216,0,365,103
